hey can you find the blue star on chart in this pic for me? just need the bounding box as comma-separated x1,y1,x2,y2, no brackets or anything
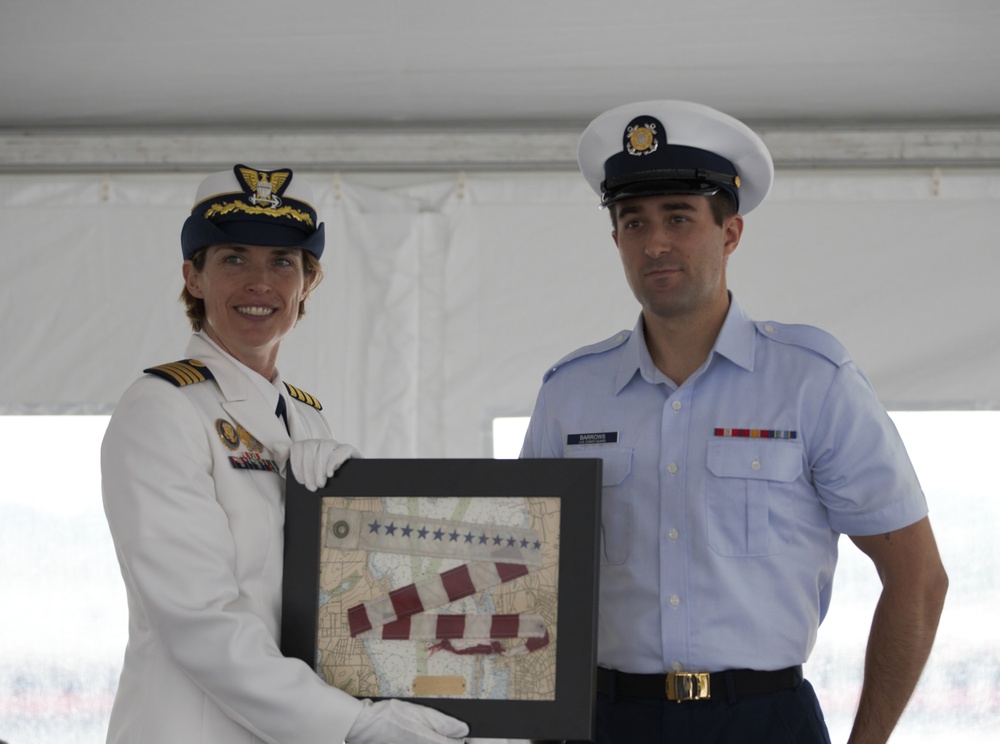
364,519,543,550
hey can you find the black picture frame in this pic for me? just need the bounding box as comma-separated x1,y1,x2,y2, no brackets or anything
281,458,602,740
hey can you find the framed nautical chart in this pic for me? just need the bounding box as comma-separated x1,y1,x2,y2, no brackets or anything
281,458,602,740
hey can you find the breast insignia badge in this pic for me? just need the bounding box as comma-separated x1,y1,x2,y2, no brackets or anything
215,418,240,450
237,424,263,453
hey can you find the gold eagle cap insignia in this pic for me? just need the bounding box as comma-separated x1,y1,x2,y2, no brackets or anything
235,165,293,209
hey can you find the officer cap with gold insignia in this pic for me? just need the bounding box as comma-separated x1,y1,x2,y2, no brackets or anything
578,100,773,214
181,164,325,260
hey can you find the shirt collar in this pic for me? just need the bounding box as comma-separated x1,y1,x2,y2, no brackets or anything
614,294,757,394
712,294,757,372
191,331,286,410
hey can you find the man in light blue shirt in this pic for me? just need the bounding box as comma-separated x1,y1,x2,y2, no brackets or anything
521,101,948,744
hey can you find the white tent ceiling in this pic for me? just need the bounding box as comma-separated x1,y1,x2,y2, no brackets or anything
4,0,1000,129
3,1,1000,172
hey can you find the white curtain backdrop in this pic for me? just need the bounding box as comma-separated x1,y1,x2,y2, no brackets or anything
2,168,998,457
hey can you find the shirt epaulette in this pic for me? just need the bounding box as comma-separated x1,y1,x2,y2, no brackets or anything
543,330,631,382
755,321,852,366
284,382,323,410
143,359,215,386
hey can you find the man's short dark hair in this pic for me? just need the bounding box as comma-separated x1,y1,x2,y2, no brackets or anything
610,191,738,230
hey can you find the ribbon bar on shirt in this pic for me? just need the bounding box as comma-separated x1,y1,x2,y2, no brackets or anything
714,428,797,439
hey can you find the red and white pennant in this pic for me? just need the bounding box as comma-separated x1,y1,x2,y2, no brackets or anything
332,506,551,656
370,613,548,657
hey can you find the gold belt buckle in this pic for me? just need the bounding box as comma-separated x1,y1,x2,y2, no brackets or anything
666,672,711,702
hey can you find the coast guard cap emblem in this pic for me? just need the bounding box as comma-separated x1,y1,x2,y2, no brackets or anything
626,121,659,156
235,165,292,210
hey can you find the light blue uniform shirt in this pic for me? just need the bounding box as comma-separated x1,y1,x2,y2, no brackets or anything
521,296,927,674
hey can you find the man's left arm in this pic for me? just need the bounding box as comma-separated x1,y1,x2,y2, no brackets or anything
846,515,948,744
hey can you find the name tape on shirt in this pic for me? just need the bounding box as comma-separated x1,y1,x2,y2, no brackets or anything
567,431,619,446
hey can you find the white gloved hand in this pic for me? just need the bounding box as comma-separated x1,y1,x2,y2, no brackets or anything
345,698,469,744
284,438,361,491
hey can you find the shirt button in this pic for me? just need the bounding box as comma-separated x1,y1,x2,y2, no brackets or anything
672,400,682,411
764,324,775,333
668,529,679,541
667,463,678,475
672,661,683,672
669,595,681,607
751,457,762,471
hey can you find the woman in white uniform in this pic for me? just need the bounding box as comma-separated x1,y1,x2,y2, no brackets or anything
102,164,469,744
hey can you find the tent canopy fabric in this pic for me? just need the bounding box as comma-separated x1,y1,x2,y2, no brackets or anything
3,1,1000,129
3,167,997,458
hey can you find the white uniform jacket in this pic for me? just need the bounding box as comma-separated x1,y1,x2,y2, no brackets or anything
102,333,364,744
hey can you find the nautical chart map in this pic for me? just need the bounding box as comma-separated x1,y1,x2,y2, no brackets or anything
315,495,560,701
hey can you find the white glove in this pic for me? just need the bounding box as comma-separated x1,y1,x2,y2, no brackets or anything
345,699,469,744
284,438,361,491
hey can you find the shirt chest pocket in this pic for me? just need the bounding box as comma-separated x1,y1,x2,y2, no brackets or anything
706,440,804,557
566,446,633,565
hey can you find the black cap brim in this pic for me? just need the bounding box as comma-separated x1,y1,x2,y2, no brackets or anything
181,214,325,260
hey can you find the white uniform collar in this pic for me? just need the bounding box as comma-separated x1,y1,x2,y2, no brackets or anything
186,332,292,447
192,332,286,407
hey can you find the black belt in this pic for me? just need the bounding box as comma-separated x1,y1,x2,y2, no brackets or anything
596,665,803,703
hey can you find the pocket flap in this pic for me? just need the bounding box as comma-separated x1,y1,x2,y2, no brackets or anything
565,446,632,486
707,440,803,482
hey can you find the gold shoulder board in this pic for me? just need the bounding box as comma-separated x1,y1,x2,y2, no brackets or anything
143,359,215,387
284,382,323,410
